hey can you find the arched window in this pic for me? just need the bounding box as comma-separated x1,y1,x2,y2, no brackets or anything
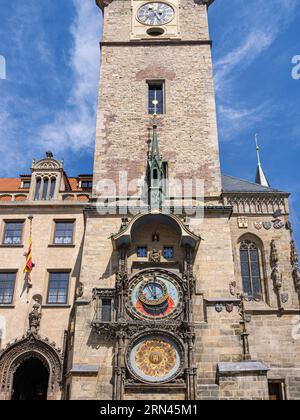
34,178,41,200
42,178,49,200
240,240,262,299
49,178,56,199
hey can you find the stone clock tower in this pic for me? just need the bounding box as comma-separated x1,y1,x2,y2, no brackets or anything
0,0,299,403
66,0,300,401
93,0,221,199
68,0,226,401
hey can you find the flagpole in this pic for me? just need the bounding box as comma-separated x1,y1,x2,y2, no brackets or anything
24,215,34,292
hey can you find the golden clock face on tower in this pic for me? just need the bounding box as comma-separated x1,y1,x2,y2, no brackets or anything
127,270,183,320
137,2,175,26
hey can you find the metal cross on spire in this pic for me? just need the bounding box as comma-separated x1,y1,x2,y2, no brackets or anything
152,89,158,121
255,134,261,166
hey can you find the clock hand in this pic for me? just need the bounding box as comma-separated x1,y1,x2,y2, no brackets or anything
146,284,157,300
151,284,158,300
154,11,162,22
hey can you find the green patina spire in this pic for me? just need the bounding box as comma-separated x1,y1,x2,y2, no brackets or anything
151,124,160,162
147,122,166,208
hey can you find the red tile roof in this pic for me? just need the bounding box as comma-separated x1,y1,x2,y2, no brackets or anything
0,178,23,192
0,176,93,193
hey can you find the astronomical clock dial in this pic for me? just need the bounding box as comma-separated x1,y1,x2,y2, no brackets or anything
128,271,183,320
127,335,182,383
137,2,175,26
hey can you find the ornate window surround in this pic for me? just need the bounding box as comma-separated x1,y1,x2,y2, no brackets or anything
237,234,268,303
0,332,63,400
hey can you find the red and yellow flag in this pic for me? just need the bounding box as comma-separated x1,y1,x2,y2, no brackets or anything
24,217,33,276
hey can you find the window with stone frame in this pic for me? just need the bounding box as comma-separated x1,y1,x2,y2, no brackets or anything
0,272,16,304
54,221,74,245
93,289,115,323
101,299,112,322
239,240,263,300
3,221,24,245
34,176,57,201
47,272,69,304
81,180,93,189
21,180,31,189
148,81,164,114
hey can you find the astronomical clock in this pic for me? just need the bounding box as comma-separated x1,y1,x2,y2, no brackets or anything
127,334,183,384
127,271,183,320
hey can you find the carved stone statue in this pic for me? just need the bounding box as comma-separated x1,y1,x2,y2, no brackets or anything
272,267,282,290
229,281,237,296
29,301,42,334
270,240,279,265
293,268,300,294
120,217,129,231
270,240,282,291
76,282,84,299
149,249,161,263
290,241,300,294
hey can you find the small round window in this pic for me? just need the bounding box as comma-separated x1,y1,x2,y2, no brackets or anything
147,27,165,37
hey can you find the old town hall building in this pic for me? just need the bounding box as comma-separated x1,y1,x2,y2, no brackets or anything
0,0,300,400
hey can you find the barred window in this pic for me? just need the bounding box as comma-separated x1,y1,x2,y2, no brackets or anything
54,222,74,245
240,240,262,299
137,246,148,258
47,272,69,304
163,247,174,260
0,272,16,304
3,222,23,245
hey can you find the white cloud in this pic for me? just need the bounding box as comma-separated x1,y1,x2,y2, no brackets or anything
214,30,273,92
217,101,272,141
39,0,101,152
213,0,298,141
0,1,102,176
214,0,298,90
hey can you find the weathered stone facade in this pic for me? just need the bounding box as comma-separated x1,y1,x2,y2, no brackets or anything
0,0,299,401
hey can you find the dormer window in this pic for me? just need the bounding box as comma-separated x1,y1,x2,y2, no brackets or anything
81,181,93,189
34,176,57,201
22,181,31,189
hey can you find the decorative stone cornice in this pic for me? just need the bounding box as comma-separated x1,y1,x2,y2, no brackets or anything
223,193,289,215
96,0,113,10
91,320,195,342
96,0,215,10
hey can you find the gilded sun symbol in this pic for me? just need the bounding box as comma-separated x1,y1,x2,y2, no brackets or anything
134,339,177,378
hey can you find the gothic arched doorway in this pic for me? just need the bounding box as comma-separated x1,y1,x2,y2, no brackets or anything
11,357,49,400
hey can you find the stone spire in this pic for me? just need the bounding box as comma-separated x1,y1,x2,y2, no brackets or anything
255,134,270,187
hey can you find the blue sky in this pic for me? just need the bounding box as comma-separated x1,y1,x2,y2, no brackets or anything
0,0,299,246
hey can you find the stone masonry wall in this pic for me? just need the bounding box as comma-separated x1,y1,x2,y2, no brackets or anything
94,0,221,197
